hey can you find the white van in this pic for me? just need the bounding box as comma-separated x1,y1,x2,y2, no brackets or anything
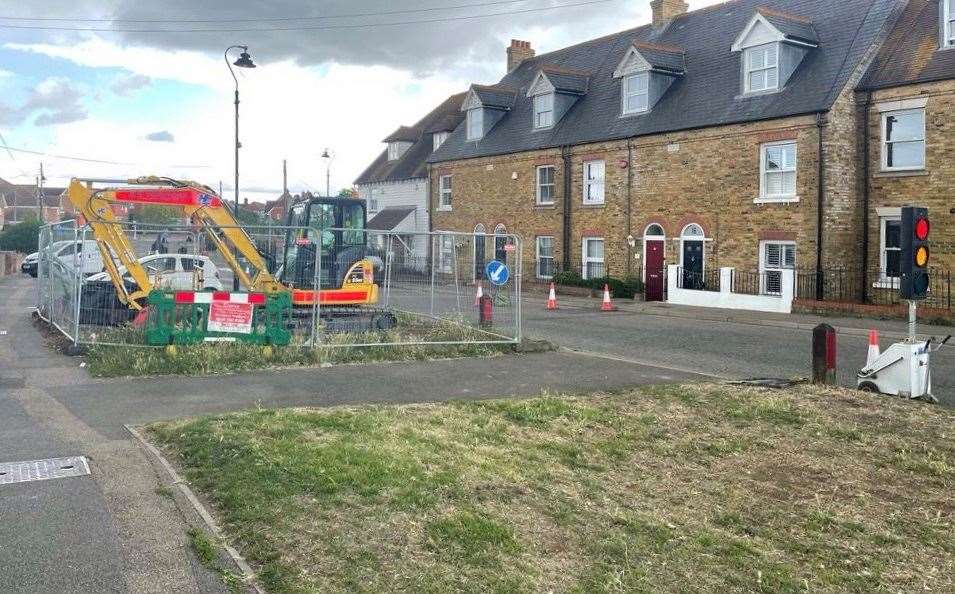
50,240,107,277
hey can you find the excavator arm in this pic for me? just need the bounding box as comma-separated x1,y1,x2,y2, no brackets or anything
67,176,286,309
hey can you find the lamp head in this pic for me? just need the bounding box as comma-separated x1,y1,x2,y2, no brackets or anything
233,50,256,69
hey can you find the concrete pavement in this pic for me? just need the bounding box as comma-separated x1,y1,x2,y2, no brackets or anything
0,273,703,592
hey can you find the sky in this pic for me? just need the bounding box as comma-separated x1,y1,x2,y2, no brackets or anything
0,0,723,203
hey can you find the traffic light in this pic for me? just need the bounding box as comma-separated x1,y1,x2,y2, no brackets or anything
900,206,930,300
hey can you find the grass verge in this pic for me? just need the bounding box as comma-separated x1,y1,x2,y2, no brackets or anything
85,317,520,377
147,383,954,593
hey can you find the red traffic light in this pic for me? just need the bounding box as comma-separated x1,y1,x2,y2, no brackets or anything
915,217,930,241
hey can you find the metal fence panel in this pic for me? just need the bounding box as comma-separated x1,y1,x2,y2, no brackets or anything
36,220,522,350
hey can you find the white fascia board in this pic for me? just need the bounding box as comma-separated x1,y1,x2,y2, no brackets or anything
526,71,556,97
461,88,483,111
613,47,652,78
732,13,785,52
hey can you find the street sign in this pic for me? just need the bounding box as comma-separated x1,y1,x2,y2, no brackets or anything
485,260,510,286
208,301,254,334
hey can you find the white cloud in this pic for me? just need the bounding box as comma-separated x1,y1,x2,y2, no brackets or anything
10,47,467,200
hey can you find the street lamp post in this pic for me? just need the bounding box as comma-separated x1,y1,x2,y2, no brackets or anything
225,44,256,290
321,148,334,198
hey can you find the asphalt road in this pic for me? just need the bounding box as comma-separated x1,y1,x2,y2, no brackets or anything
521,296,954,407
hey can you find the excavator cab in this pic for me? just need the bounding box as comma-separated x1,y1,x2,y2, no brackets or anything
279,197,378,306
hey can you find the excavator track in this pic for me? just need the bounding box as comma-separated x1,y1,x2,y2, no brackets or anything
290,307,398,333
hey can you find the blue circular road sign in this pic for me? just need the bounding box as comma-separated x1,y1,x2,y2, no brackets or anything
485,260,510,286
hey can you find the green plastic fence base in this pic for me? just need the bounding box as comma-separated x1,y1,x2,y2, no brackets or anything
145,290,292,347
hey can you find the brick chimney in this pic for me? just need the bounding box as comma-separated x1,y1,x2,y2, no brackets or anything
650,0,688,27
507,39,535,73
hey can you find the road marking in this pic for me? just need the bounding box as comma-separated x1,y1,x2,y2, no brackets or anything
0,456,90,486
559,347,731,381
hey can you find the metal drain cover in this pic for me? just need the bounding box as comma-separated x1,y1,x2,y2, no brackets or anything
0,456,91,486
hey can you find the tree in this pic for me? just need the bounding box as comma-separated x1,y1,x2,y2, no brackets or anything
338,187,358,199
0,215,41,254
128,204,181,226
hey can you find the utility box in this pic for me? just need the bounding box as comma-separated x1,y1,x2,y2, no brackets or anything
857,341,933,401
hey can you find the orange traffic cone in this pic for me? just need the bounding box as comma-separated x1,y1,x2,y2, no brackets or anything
866,329,881,366
474,281,484,307
547,282,558,310
601,284,617,312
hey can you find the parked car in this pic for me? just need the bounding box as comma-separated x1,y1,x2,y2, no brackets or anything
80,254,223,326
86,253,223,292
44,240,109,277
20,251,39,277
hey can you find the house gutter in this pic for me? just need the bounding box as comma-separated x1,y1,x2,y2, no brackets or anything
815,112,826,300
561,145,572,270
859,91,873,302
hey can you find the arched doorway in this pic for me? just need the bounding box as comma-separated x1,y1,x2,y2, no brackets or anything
680,223,705,290
493,224,508,263
473,223,486,280
643,223,666,301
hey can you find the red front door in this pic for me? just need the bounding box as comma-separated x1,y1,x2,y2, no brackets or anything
645,240,665,301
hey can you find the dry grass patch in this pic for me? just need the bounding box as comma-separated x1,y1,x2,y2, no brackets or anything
147,383,954,593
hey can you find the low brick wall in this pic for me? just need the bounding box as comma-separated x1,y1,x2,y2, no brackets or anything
793,299,954,324
0,251,24,276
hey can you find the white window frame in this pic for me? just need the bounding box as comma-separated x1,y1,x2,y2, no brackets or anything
473,223,486,280
759,240,796,295
758,141,798,202
879,214,902,285
581,237,605,280
534,93,554,129
438,175,452,211
536,236,554,279
744,43,779,94
945,0,954,48
583,160,605,205
387,142,400,161
433,131,450,151
493,223,508,262
466,108,483,140
622,72,649,115
881,108,926,171
536,165,556,205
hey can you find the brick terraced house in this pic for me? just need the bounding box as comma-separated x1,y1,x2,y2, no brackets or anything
427,0,954,305
355,93,465,269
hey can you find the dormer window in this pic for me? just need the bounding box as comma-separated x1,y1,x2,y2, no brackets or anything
613,42,685,116
466,109,484,140
945,0,954,48
433,131,450,151
462,84,516,141
622,72,649,114
733,9,818,96
387,143,401,161
534,93,554,129
526,67,588,130
744,44,779,93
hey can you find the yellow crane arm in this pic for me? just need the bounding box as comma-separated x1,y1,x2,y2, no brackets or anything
66,176,285,309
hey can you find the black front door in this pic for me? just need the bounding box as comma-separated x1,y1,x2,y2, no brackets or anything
682,240,703,289
474,235,486,279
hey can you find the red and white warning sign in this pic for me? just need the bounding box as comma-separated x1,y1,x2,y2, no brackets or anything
207,300,254,335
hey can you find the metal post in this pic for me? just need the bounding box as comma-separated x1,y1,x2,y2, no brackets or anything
430,234,437,317
233,87,241,291
452,236,461,317
72,226,83,347
515,234,523,343
311,239,323,347
812,323,837,385
384,234,394,307
908,300,917,343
